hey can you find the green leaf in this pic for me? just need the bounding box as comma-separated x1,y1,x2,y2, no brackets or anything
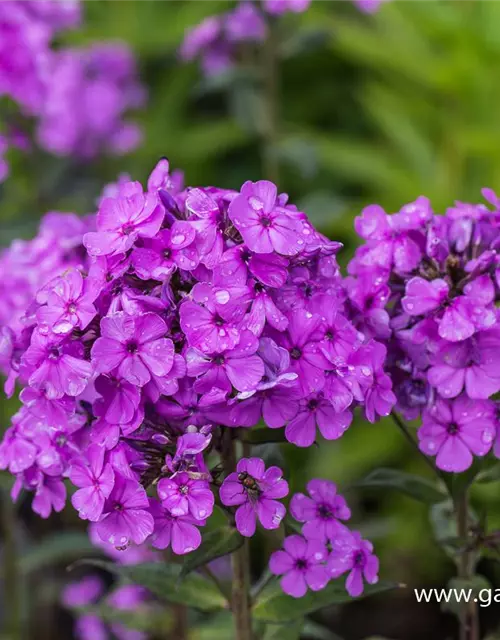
75,604,173,635
190,612,235,640
441,575,491,616
179,527,243,581
476,460,500,484
253,578,399,623
79,560,227,612
302,620,345,640
263,619,303,640
355,468,446,504
20,532,100,575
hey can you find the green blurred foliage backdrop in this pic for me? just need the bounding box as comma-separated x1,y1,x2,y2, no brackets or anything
3,0,500,619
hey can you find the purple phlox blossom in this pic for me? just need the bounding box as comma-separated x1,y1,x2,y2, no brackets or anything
228,180,312,256
186,330,265,397
349,341,396,423
269,535,329,598
290,479,351,541
91,312,174,387
22,330,92,398
215,245,289,289
263,0,312,15
344,272,391,340
62,575,104,608
327,530,379,597
245,279,289,336
132,221,199,279
402,274,496,343
157,472,214,520
285,392,353,448
277,308,331,396
36,268,98,335
418,396,495,472
427,327,500,400
84,182,163,257
180,283,250,353
70,444,115,521
352,198,431,275
32,475,67,518
93,374,142,430
219,457,288,537
149,499,204,555
37,43,144,158
94,474,154,547
225,2,267,42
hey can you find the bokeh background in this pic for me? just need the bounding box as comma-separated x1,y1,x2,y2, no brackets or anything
3,1,500,639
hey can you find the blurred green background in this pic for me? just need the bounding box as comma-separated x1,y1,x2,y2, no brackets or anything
3,1,500,638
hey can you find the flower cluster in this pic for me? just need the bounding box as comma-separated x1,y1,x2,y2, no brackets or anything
347,190,500,472
180,0,322,77
62,525,161,640
0,157,393,560
0,0,143,174
180,2,267,77
37,43,145,158
270,479,379,598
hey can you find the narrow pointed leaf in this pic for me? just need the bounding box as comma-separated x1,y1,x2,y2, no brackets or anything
79,560,227,611
355,468,446,504
253,579,399,623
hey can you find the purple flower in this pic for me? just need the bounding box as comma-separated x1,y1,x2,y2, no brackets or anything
70,445,115,521
186,330,265,396
263,0,312,15
225,2,267,42
428,328,500,399
36,269,98,335
91,312,174,387
269,535,329,598
149,500,203,555
285,393,352,448
132,222,199,279
62,576,104,608
418,396,495,472
22,331,92,399
94,474,154,547
84,182,163,257
228,180,310,256
157,472,214,520
219,458,288,537
327,531,379,597
290,479,351,541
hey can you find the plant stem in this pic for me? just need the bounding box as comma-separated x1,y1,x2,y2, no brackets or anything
221,429,253,640
261,19,280,184
170,604,188,640
455,492,480,640
1,490,21,640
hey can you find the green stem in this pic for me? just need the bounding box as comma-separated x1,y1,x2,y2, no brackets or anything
221,429,253,640
455,492,480,640
1,491,21,640
170,604,188,640
261,19,280,184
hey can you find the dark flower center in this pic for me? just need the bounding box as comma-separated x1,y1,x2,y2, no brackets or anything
114,503,124,511
67,302,77,313
260,216,272,228
163,249,171,260
290,347,302,360
122,223,135,236
214,355,225,365
48,347,61,360
295,558,308,570
325,330,334,341
127,341,139,354
179,485,189,495
317,503,333,520
214,315,225,327
447,422,460,435
307,399,319,411
354,551,365,567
